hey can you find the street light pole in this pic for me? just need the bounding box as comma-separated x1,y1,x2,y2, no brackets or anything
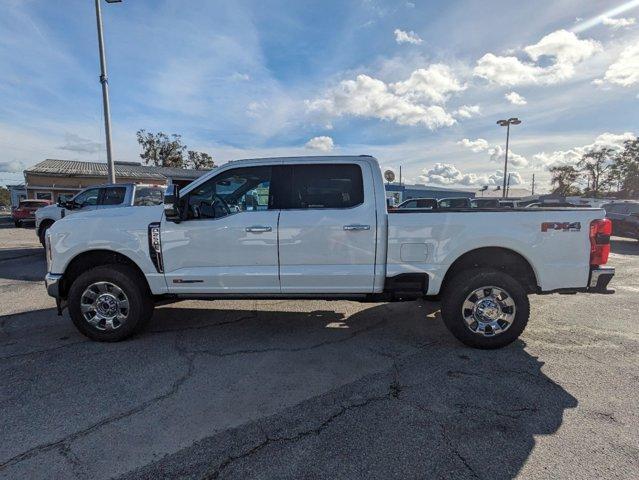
94,0,121,184
496,117,522,198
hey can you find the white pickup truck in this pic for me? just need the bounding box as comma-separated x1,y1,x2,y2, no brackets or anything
35,183,164,245
44,156,615,348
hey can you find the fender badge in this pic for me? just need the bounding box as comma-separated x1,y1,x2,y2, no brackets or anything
541,222,581,232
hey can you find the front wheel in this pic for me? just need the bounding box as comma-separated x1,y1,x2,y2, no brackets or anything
441,268,530,349
68,265,154,342
38,221,53,247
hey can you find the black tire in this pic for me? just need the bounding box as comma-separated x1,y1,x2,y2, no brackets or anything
68,264,154,342
441,268,530,349
38,221,54,247
14,220,21,228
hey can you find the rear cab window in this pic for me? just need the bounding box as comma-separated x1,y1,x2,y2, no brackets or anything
276,163,364,209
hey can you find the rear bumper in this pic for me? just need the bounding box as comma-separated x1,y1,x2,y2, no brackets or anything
588,266,615,293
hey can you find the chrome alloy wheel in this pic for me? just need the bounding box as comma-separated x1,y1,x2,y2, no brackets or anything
80,282,130,331
461,286,516,337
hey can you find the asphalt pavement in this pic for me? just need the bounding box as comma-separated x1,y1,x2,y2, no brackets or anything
0,213,637,479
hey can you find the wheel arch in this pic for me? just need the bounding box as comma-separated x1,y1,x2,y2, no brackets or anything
37,218,55,234
59,249,150,299
441,247,539,294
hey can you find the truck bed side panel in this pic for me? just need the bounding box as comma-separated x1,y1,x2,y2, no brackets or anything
387,209,603,295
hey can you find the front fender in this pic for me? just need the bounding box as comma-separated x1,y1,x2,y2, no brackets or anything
48,206,168,294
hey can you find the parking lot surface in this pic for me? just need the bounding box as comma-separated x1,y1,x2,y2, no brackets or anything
0,213,638,479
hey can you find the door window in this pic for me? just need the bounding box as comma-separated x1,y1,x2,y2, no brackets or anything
186,166,271,219
280,164,364,209
73,188,100,207
100,187,127,206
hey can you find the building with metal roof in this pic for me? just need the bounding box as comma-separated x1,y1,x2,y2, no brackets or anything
23,159,207,202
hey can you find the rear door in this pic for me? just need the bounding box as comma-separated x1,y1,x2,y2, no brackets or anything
277,162,377,293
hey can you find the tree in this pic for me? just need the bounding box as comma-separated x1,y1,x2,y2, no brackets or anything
577,147,615,197
0,186,10,207
611,137,639,198
549,165,581,196
186,150,215,170
136,130,187,168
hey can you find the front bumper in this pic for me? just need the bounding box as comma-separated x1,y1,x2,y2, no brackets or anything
588,266,615,293
45,273,63,298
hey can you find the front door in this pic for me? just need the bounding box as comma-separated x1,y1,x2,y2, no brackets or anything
277,162,377,293
161,165,280,294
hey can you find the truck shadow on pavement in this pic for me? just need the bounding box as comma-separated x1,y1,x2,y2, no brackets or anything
1,302,577,480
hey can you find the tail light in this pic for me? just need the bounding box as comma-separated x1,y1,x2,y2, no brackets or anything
589,219,611,266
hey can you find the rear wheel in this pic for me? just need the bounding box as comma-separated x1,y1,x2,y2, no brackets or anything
441,268,529,349
68,264,154,342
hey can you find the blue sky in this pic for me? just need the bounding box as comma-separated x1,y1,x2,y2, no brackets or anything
1,0,638,192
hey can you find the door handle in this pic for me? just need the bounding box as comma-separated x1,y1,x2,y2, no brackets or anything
245,225,272,233
343,224,371,231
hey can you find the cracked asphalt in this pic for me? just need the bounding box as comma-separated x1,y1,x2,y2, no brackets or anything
0,213,638,479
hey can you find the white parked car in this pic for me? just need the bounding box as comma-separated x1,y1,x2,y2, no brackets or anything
35,183,164,245
44,156,614,348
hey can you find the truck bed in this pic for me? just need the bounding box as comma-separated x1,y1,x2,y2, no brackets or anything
386,208,604,294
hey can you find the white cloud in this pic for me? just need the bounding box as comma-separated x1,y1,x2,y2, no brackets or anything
391,64,466,103
458,138,527,167
307,69,462,129
0,160,25,173
474,30,601,86
458,138,489,152
230,72,251,81
394,29,423,45
603,43,639,86
58,133,103,154
418,163,522,187
533,131,635,168
489,145,528,167
505,91,527,105
602,16,636,29
455,104,481,118
305,136,335,151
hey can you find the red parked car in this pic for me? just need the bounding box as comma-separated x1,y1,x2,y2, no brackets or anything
12,199,52,227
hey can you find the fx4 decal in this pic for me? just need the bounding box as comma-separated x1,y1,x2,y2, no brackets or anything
541,221,581,232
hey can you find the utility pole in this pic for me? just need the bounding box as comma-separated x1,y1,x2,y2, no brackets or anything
531,173,535,196
399,166,402,186
496,117,522,198
94,0,122,184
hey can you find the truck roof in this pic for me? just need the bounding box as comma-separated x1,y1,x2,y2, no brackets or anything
225,155,377,167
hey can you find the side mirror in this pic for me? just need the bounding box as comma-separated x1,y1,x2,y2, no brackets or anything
164,184,182,223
